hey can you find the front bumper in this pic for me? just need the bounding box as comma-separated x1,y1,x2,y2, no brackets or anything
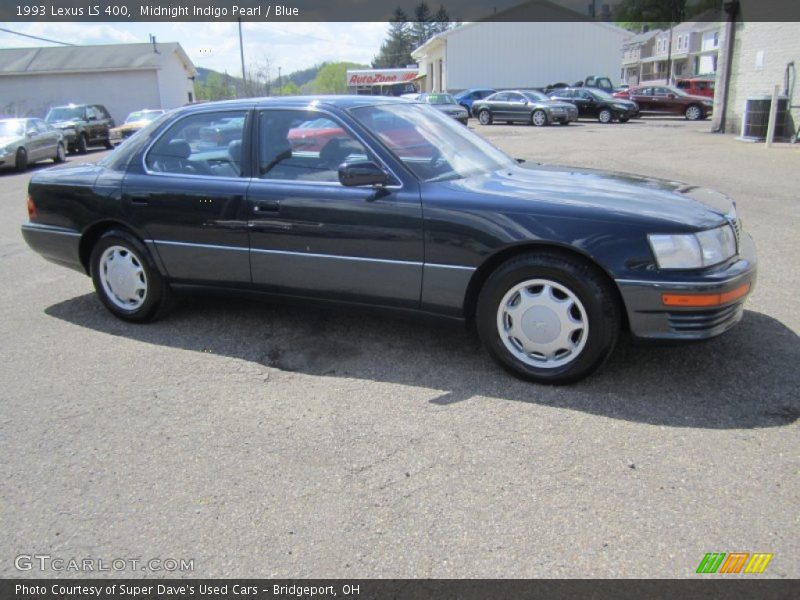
616,233,757,340
21,222,85,274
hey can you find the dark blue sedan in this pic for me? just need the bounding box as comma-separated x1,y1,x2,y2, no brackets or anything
21,96,756,383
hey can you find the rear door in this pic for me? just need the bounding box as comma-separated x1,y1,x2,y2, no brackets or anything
630,87,653,112
122,108,252,284
246,108,423,308
488,92,511,119
505,92,529,121
32,119,58,158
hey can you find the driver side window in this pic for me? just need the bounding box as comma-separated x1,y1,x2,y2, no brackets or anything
145,110,246,177
257,110,369,183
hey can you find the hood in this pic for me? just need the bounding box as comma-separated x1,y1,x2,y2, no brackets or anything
439,164,731,231
112,120,148,133
49,120,79,129
434,104,467,114
0,135,23,147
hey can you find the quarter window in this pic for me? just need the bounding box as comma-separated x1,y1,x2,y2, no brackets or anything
257,110,369,183
145,110,246,177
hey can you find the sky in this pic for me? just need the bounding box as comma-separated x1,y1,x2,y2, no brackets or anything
0,21,392,77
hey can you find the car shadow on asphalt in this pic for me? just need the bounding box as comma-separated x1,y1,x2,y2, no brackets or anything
46,293,799,430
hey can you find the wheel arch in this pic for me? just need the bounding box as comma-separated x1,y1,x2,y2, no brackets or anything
462,242,628,330
79,220,149,274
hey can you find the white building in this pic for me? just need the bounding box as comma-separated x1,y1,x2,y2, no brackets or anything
0,42,196,124
411,18,631,92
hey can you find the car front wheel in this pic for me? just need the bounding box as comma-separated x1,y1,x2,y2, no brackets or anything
77,133,88,154
53,142,66,163
598,108,613,124
476,252,621,384
15,148,28,171
531,110,548,127
478,110,493,125
685,104,703,121
90,230,172,322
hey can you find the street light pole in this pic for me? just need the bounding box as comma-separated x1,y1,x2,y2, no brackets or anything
278,66,282,95
238,18,247,96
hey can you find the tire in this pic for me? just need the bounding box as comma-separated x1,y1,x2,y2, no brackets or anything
478,110,493,125
531,110,548,127
89,230,173,323
685,104,702,121
475,251,621,384
598,108,613,124
14,148,28,172
460,104,472,117
559,121,571,126
103,138,113,150
53,142,66,163
618,116,630,123
77,133,88,154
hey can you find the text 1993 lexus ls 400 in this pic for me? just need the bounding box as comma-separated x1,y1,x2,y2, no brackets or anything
21,96,757,384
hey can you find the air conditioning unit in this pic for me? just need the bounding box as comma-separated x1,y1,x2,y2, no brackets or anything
740,95,789,141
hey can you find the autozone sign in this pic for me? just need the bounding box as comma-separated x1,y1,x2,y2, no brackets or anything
346,70,418,86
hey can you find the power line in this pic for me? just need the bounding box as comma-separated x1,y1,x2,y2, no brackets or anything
0,27,76,46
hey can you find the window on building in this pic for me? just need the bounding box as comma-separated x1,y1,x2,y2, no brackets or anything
713,32,719,47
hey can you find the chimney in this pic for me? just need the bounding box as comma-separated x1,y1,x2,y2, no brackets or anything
149,34,159,54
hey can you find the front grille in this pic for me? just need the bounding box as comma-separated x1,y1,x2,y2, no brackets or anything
731,217,741,250
667,304,743,333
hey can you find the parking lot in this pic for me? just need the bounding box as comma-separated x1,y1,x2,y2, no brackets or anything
1,118,798,578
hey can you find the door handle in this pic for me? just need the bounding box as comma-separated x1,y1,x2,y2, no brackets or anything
124,193,150,206
253,200,280,213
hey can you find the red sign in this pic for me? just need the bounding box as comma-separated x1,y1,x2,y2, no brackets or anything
347,71,417,86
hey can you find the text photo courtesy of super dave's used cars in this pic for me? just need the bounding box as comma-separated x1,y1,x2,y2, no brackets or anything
22,96,756,384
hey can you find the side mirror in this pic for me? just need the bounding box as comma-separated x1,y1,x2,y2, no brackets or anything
338,160,390,187
88,115,97,121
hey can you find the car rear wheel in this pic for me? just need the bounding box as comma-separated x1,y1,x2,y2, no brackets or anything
476,252,620,384
559,121,571,126
478,110,493,125
90,230,172,323
53,142,66,163
77,133,88,154
531,110,548,127
685,105,702,121
14,148,28,172
618,116,630,123
598,109,613,124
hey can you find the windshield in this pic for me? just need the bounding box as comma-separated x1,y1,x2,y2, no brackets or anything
521,91,549,102
350,103,514,183
125,110,163,123
0,120,25,136
46,107,84,122
666,86,689,96
424,94,456,105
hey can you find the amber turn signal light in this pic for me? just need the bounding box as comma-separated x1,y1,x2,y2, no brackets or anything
662,283,751,307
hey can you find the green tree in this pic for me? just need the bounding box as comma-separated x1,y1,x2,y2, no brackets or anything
372,8,414,68
411,1,434,48
310,62,366,94
279,81,300,96
195,71,235,101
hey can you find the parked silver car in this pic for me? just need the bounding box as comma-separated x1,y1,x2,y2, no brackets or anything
417,93,470,124
472,90,579,126
0,118,66,171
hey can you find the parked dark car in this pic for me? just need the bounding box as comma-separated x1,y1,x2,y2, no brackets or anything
548,88,639,123
0,118,66,171
472,90,578,126
453,88,496,116
417,93,469,124
21,96,756,384
614,86,713,120
44,104,115,153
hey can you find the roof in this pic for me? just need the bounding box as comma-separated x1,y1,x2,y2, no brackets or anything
411,2,631,58
623,29,662,47
179,95,417,115
0,42,196,77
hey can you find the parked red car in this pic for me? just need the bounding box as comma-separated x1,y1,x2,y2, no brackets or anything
675,78,715,98
613,85,714,120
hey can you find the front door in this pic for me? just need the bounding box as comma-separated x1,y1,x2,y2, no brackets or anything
122,109,252,284
246,108,423,308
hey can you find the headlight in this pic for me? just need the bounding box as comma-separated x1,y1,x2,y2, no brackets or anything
648,224,737,269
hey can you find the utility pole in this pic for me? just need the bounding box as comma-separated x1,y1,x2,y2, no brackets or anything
666,24,673,85
278,66,282,95
238,18,247,97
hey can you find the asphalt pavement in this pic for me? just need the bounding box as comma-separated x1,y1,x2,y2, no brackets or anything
1,119,798,579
